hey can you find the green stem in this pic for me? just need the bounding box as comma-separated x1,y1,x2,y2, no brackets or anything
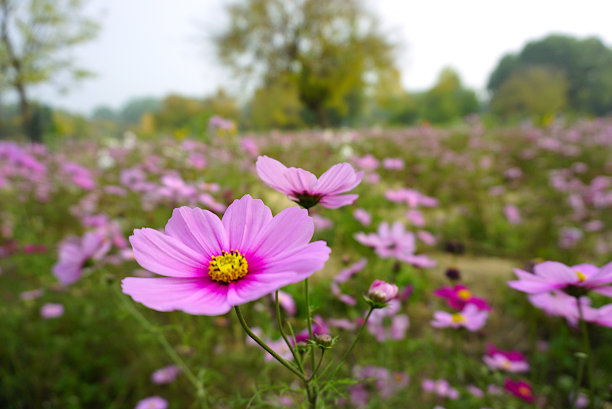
276,291,304,373
322,307,375,382
119,292,207,402
308,349,326,382
572,355,586,409
577,298,594,406
234,306,306,381
305,278,316,370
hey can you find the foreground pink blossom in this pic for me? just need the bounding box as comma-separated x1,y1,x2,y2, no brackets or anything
508,261,612,297
255,156,363,209
431,304,488,331
52,232,110,285
122,195,330,315
483,344,529,373
434,284,492,311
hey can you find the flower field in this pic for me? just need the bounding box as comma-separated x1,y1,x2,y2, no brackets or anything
1,118,612,409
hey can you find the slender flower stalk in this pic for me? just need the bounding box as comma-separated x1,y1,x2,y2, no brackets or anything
275,291,304,373
234,306,305,381
322,306,375,383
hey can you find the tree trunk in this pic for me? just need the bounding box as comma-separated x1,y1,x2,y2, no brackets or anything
15,81,39,142
315,104,329,129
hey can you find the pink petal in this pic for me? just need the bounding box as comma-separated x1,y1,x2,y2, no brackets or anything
258,241,331,279
221,195,273,252
129,228,206,278
165,207,228,259
319,194,359,208
283,167,318,195
122,277,231,315
225,272,301,306
593,286,612,297
255,156,293,195
534,261,576,283
314,163,363,194
250,206,314,259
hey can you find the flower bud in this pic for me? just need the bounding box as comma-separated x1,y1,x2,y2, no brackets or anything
314,333,334,348
365,280,398,308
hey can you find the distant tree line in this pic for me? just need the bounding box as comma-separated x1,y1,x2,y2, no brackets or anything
2,0,612,141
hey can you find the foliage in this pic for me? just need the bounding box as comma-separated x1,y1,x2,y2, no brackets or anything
488,34,612,117
214,0,397,127
0,0,99,141
490,66,568,122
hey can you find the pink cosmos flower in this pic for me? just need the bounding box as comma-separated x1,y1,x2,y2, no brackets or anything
52,232,111,285
503,204,521,225
434,284,492,311
355,221,436,267
122,195,330,315
334,258,367,283
293,315,329,345
135,396,168,409
151,365,181,384
431,304,488,331
508,261,612,297
385,188,438,208
504,379,534,403
483,344,529,373
256,156,363,209
40,303,64,319
367,299,410,341
382,157,404,170
421,379,459,399
274,290,296,316
353,208,371,226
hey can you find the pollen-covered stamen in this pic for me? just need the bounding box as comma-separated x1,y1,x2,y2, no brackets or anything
575,270,586,283
451,313,465,323
457,289,472,300
208,250,248,283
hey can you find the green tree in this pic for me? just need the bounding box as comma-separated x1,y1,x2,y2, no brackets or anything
490,66,568,121
0,0,99,142
488,34,612,116
119,97,161,124
419,68,479,124
214,0,396,128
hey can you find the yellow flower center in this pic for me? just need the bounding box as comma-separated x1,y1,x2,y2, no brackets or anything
502,360,512,369
518,386,531,397
208,250,248,283
575,270,586,282
457,289,472,300
451,313,465,323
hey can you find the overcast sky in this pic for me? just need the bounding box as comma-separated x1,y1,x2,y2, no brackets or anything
32,0,612,114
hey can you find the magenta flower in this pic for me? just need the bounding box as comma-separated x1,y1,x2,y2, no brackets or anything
256,156,363,209
353,208,372,226
508,261,612,297
503,204,521,225
504,379,534,403
40,303,64,319
483,344,529,373
431,304,488,331
122,195,330,315
151,365,181,384
52,232,110,285
434,284,492,311
135,396,168,409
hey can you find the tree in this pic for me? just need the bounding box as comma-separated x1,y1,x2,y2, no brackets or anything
488,34,612,116
0,0,98,142
419,68,479,124
214,0,396,127
490,66,568,121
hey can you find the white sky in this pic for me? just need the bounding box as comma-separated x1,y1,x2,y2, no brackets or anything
32,0,612,114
